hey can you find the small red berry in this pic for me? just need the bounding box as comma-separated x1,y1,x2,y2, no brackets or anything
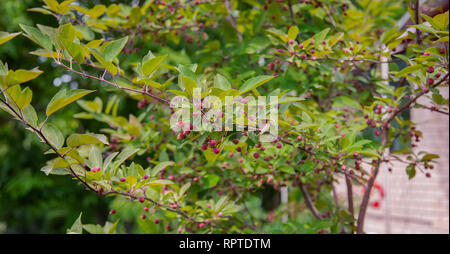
141,214,146,219
212,147,220,154
119,177,126,182
110,209,116,214
143,174,149,179
209,139,216,147
232,139,239,144
276,143,282,149
201,144,207,150
139,197,145,203
439,48,445,54
253,153,260,159
144,207,149,212
154,219,159,224
427,78,434,85
427,66,435,73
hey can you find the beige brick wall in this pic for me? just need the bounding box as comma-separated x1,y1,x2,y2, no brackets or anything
364,86,449,233
335,87,449,234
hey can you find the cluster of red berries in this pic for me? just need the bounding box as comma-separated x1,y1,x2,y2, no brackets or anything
200,138,221,154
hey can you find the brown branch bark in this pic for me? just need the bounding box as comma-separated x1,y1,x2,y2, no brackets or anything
414,0,421,45
345,175,355,233
356,129,387,234
298,180,322,220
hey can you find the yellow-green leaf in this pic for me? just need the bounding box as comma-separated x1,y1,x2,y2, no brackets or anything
7,69,43,86
239,75,274,95
0,32,21,45
46,89,95,117
67,133,108,147
19,24,53,51
102,36,128,62
42,123,65,149
142,54,167,77
288,26,299,41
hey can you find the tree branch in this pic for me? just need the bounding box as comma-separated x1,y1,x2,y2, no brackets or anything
298,179,322,220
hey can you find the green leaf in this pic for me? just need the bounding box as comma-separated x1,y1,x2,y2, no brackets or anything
102,36,128,62
67,212,83,234
83,224,105,234
266,28,288,43
204,174,220,188
42,123,65,149
406,164,416,179
6,85,32,110
422,153,439,161
22,104,38,127
180,75,197,97
112,147,140,171
103,152,119,171
151,161,174,177
432,11,449,31
142,54,167,77
0,32,21,45
106,220,119,234
27,7,54,15
279,165,294,174
148,179,174,186
215,196,228,212
278,97,303,104
411,24,438,36
90,48,118,76
287,26,299,41
179,182,191,197
46,89,95,117
0,60,7,76
312,28,330,46
214,73,232,90
7,69,43,86
394,64,424,78
19,24,52,50
239,75,274,95
332,95,362,110
89,146,103,169
52,157,70,169
67,133,108,147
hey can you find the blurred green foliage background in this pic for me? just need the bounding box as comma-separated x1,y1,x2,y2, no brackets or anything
0,0,112,233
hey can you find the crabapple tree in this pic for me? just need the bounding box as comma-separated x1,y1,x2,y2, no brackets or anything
0,0,448,234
